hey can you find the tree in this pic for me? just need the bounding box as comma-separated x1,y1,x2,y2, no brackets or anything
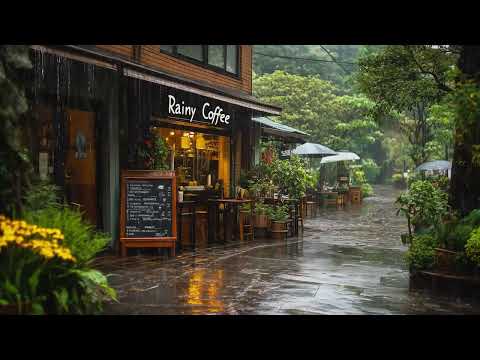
0,45,33,216
356,45,457,167
449,46,480,216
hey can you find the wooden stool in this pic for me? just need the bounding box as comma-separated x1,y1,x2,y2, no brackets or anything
349,187,362,204
195,210,208,246
336,194,344,207
177,201,196,250
239,210,254,241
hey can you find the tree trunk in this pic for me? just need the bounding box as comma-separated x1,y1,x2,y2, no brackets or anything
449,46,480,216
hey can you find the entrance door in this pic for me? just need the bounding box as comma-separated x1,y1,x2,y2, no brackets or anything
64,109,97,226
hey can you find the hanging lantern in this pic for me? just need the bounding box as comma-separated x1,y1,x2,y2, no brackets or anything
196,133,206,150
180,135,190,149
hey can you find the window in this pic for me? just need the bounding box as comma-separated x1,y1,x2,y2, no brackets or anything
160,45,174,53
208,45,225,68
226,45,238,74
159,45,240,76
177,45,203,62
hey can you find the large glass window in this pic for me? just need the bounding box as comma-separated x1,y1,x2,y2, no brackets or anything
154,127,231,197
226,45,238,74
159,45,239,76
208,45,225,68
177,45,203,62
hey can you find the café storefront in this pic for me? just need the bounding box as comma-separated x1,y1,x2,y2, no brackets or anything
26,45,281,253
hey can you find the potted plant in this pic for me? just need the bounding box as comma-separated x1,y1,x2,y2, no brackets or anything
252,202,272,229
268,205,290,240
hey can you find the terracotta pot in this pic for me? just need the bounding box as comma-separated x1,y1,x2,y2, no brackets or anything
270,221,287,240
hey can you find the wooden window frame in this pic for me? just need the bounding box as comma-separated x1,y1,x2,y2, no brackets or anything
159,45,241,79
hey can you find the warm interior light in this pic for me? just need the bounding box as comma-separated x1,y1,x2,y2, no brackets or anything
181,135,190,149
170,131,175,136
196,133,206,150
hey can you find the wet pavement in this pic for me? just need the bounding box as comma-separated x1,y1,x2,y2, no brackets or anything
94,185,480,315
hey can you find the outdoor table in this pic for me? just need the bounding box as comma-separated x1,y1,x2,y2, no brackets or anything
177,200,196,250
207,199,252,243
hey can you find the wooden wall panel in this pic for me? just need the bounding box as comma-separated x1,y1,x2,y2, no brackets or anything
95,45,252,94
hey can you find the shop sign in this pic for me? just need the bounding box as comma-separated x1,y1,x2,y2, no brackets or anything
163,88,233,128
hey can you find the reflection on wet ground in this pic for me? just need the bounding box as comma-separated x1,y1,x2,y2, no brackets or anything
95,185,480,314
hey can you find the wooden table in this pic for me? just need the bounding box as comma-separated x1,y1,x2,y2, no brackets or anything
208,199,253,243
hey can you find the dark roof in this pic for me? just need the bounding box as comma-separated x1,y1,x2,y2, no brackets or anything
252,116,308,143
57,45,282,116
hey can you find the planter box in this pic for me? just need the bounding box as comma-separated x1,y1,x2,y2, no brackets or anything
270,221,287,240
253,214,269,229
0,302,32,315
434,248,460,274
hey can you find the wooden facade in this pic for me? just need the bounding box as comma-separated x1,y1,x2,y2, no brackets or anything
95,45,252,94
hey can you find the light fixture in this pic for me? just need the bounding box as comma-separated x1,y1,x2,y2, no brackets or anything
196,133,206,150
180,134,190,149
170,131,175,136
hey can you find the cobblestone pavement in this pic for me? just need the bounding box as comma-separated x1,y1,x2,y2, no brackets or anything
94,185,480,314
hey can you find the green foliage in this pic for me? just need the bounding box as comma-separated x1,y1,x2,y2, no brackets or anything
351,169,374,198
137,134,169,170
361,158,380,183
253,202,273,216
267,204,290,222
270,155,314,199
0,45,34,216
396,180,450,235
405,233,438,271
465,227,480,266
23,206,110,265
23,180,60,211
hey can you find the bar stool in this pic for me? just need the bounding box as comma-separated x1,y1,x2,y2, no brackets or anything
239,209,254,241
177,201,196,250
195,208,209,246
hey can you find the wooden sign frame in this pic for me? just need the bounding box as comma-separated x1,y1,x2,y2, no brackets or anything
120,170,177,256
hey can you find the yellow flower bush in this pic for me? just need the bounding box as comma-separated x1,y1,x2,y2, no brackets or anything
0,215,75,262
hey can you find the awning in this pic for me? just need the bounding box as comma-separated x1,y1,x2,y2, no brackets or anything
32,45,282,117
252,116,308,142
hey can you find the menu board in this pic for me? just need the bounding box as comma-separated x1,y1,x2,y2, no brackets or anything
125,179,173,238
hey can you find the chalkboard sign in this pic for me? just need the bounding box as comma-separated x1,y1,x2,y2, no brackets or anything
120,170,177,256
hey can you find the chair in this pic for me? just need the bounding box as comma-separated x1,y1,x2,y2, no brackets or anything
326,192,338,207
195,210,209,246
177,201,196,250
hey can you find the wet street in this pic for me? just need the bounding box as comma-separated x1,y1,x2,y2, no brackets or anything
95,185,480,314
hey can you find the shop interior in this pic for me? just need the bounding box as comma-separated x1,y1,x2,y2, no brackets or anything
153,127,231,198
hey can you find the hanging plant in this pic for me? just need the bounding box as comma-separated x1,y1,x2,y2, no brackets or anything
136,130,169,170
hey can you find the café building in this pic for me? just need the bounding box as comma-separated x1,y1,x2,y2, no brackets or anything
26,45,282,250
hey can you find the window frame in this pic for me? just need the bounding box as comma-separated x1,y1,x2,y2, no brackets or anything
159,45,241,79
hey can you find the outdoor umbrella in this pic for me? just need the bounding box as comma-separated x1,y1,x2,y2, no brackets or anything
320,151,360,164
291,142,337,157
415,160,451,172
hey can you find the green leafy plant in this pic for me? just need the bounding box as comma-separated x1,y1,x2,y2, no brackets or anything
351,169,374,197
270,155,313,199
465,227,480,266
137,133,169,170
23,206,110,265
267,204,290,222
392,173,407,188
405,233,438,271
23,180,60,211
253,202,273,216
0,215,116,314
396,180,449,236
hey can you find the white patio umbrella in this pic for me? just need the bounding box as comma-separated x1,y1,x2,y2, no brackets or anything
320,151,360,164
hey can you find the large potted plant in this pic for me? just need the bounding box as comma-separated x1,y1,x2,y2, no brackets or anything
268,205,289,240
252,202,272,229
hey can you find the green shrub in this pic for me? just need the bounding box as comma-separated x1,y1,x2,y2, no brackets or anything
352,169,374,198
361,183,374,198
267,204,290,222
466,227,480,266
0,216,116,314
23,206,110,265
361,158,380,183
23,180,61,211
462,209,480,227
396,180,449,236
405,234,438,271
